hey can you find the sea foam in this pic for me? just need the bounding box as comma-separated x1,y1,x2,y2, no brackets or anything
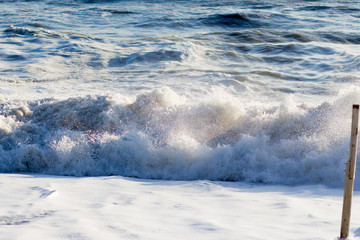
0,86,358,187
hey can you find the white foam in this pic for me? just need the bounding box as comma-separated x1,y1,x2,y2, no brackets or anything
0,86,359,187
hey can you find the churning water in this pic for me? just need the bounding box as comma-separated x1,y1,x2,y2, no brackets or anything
1,0,360,186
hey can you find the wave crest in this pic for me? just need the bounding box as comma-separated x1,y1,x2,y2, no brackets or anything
0,87,358,187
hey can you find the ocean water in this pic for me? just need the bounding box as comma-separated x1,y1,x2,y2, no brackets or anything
1,0,360,187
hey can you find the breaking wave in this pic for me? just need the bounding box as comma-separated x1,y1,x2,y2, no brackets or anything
0,87,358,187
3,0,360,189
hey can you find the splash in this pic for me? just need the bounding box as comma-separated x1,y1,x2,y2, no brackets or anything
0,87,358,187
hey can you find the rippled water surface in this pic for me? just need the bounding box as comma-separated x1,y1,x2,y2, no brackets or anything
1,0,360,186
2,0,360,95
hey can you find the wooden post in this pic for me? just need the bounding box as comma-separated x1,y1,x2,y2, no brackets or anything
340,104,360,239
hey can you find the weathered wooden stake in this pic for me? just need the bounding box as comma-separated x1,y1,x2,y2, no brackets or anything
340,104,360,239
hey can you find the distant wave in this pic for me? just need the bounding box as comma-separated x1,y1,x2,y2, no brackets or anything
200,13,265,28
4,26,103,41
108,50,186,67
4,26,68,39
218,29,360,45
298,5,360,13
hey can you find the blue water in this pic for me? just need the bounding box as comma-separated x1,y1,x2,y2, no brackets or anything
1,0,360,187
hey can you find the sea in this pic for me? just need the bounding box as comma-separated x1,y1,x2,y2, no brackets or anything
1,0,360,187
